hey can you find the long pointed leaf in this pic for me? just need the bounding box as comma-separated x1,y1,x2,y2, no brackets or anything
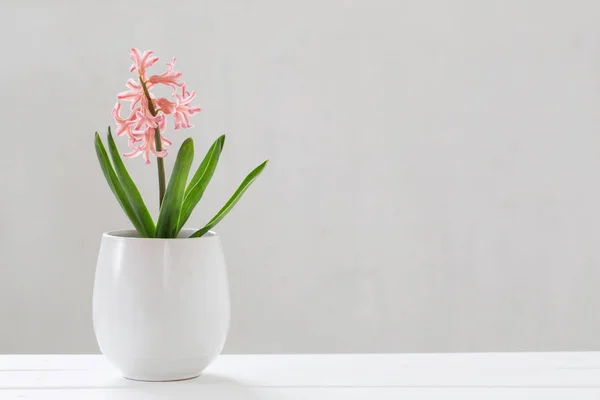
106,128,155,238
178,135,225,231
94,132,147,236
190,160,268,238
155,138,194,238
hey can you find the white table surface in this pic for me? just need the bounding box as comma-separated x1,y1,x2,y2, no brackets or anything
2,353,600,399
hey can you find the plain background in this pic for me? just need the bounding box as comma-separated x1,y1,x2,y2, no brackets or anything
2,0,600,354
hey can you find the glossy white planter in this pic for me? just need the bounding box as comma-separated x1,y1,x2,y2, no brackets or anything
92,229,230,381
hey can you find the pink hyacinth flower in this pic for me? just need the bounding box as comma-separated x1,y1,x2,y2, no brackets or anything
155,97,177,114
124,125,171,164
116,78,149,110
127,110,159,131
112,102,136,137
129,48,159,79
173,86,202,130
147,58,183,91
113,49,201,164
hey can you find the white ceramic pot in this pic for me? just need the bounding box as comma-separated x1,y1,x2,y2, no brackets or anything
92,229,230,381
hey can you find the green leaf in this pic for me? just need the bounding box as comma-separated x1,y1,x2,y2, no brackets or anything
178,135,225,231
190,160,268,238
106,128,155,238
155,138,195,238
94,132,148,237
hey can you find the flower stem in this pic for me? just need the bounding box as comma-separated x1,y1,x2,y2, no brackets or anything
154,127,166,206
140,76,166,207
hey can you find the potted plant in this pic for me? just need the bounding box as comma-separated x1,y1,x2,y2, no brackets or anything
92,48,267,381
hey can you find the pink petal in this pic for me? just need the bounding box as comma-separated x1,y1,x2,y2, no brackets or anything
147,58,183,89
153,149,168,158
112,102,136,136
123,149,142,158
156,114,167,131
155,97,177,114
116,91,137,100
129,48,159,79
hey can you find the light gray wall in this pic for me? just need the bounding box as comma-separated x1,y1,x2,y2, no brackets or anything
1,0,600,354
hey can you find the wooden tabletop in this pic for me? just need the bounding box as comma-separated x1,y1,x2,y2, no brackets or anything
2,353,600,399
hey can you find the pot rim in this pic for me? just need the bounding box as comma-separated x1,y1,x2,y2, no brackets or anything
102,229,219,241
